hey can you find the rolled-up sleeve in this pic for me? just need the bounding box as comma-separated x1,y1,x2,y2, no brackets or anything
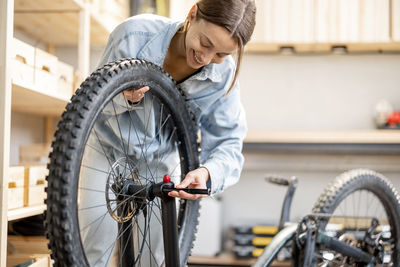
200,82,247,195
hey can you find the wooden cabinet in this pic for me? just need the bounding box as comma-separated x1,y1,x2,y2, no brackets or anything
249,0,400,53
0,0,129,264
168,0,400,52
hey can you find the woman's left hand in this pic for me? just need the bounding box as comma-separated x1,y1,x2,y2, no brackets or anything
168,167,210,200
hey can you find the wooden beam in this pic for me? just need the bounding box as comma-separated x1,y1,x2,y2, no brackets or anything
245,42,400,53
44,117,55,144
78,2,90,81
0,0,14,265
47,43,56,55
245,130,400,144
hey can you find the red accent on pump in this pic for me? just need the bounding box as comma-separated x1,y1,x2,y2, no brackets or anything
163,174,171,183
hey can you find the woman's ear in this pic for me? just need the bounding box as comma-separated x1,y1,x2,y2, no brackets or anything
187,4,198,23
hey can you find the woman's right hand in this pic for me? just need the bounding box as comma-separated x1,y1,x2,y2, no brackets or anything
122,86,150,103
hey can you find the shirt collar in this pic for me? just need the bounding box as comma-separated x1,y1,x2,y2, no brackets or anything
139,20,223,84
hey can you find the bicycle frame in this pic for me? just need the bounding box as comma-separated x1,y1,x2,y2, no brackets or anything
297,214,377,266
254,219,378,266
254,176,379,267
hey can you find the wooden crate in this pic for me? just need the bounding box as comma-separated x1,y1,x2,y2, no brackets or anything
56,61,74,98
9,166,25,187
11,38,35,86
8,166,25,210
35,69,57,94
34,48,58,94
25,165,48,186
13,38,35,66
25,184,47,207
24,165,48,207
8,187,24,210
11,59,35,86
35,48,58,75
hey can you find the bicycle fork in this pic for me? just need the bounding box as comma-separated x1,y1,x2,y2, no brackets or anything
119,174,210,267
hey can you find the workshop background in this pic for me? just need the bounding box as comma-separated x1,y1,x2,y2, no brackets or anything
1,0,400,266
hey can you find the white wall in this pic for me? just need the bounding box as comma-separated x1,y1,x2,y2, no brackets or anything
10,113,44,165
239,53,400,130
55,46,104,74
212,52,400,251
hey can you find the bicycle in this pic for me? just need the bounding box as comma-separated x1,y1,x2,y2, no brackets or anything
254,169,400,266
44,58,400,267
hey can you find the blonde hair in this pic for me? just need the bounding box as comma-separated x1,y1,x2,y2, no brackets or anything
183,0,256,94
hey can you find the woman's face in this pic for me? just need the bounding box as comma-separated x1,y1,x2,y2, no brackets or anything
184,8,238,69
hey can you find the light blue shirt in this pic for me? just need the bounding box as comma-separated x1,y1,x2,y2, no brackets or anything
97,14,247,195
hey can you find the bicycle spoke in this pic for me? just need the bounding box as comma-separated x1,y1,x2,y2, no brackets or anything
110,99,131,158
81,164,112,176
92,129,120,180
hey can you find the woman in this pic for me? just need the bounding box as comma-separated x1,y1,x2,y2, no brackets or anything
98,0,255,199
83,0,256,265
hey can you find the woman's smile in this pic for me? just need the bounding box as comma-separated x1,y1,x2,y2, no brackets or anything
193,50,204,65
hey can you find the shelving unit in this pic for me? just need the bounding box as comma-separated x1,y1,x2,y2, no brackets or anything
0,0,116,264
245,42,400,53
12,82,69,116
245,130,400,144
8,205,46,222
14,0,109,46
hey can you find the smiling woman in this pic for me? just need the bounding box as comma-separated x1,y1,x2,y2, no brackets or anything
73,0,257,266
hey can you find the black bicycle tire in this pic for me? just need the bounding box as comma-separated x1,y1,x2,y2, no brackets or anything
297,169,400,266
45,58,200,266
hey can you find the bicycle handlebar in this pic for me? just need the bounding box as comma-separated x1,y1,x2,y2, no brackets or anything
162,188,211,195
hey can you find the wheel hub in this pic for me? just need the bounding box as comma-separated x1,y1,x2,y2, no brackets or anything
105,157,145,222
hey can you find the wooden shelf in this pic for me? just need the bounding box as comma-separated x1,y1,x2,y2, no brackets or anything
246,42,400,53
245,130,400,144
188,254,290,267
14,0,110,46
188,255,255,266
8,205,46,221
12,81,69,116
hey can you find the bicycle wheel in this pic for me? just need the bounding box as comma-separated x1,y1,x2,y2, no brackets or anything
295,169,400,266
45,59,200,266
